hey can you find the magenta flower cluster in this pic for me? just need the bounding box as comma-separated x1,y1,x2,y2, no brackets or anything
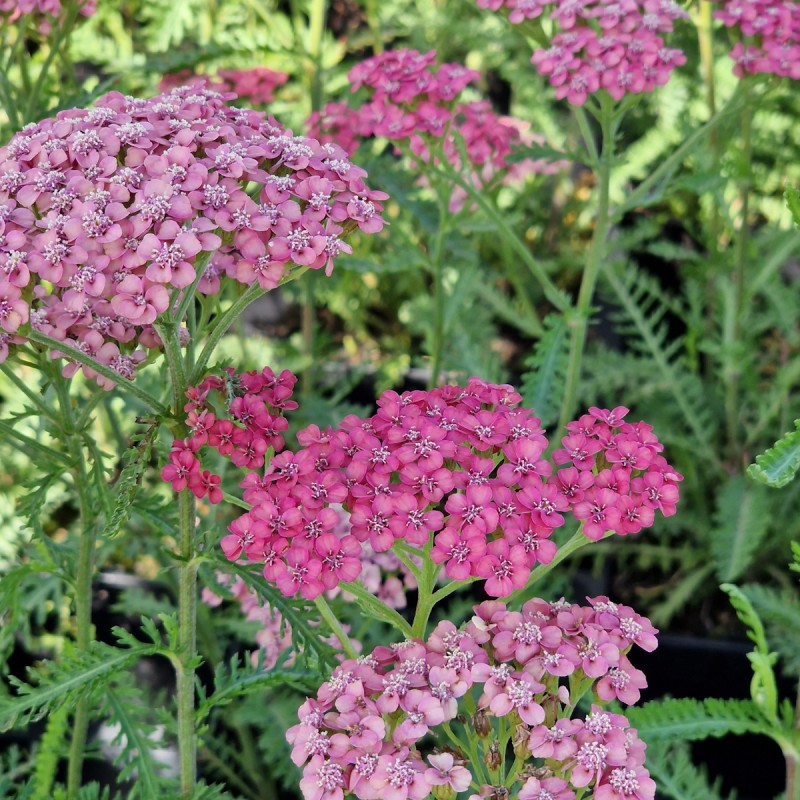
308,49,554,186
0,85,385,381
163,371,680,601
477,0,688,105
159,67,290,106
287,596,657,800
715,0,800,79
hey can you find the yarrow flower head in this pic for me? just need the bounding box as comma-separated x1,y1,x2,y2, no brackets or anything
163,371,680,600
288,597,657,800
159,67,290,105
476,0,689,104
308,49,564,199
715,0,800,79
0,85,386,384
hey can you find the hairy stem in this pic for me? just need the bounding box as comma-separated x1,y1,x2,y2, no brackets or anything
314,595,358,659
429,188,450,388
558,97,615,430
410,542,440,639
55,374,98,800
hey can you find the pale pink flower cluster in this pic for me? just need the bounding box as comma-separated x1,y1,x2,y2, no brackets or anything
0,85,385,380
307,49,561,188
715,0,800,79
159,67,290,106
287,597,657,800
164,371,680,601
0,0,96,19
477,0,688,105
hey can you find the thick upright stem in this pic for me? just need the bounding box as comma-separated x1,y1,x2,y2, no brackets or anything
176,490,198,799
55,376,97,800
411,543,440,639
429,190,450,389
160,319,197,799
558,100,614,430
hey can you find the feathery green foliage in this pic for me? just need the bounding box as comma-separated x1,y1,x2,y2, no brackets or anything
628,696,772,741
711,476,771,582
520,313,569,428
721,583,780,721
643,741,734,800
740,583,800,678
747,420,800,488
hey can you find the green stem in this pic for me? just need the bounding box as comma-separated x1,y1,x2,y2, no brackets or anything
429,187,450,388
506,526,611,607
558,96,614,430
23,330,166,414
434,153,569,313
618,83,745,218
726,80,752,460
0,361,63,425
410,542,440,639
314,595,358,659
785,678,800,800
55,374,98,800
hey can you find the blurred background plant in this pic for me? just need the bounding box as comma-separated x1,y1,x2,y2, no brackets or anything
1,0,799,799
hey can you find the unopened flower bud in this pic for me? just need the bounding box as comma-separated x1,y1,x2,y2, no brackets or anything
431,785,457,800
484,739,502,771
512,723,530,760
473,708,491,738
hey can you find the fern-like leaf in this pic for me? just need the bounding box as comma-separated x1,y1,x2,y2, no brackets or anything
31,704,70,800
602,265,718,459
644,741,733,800
710,475,771,581
217,560,336,670
721,583,780,720
740,582,800,677
0,636,160,730
520,313,569,428
627,697,771,741
747,420,800,488
786,185,800,227
103,424,158,540
197,653,318,727
101,685,166,798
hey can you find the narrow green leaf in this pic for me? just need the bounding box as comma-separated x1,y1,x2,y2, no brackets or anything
747,420,800,488
711,475,770,582
786,186,800,227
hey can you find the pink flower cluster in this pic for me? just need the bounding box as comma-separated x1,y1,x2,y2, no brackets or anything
477,0,688,105
308,49,559,187
0,85,385,380
715,0,800,79
0,0,96,19
163,370,679,601
159,67,290,106
287,596,657,800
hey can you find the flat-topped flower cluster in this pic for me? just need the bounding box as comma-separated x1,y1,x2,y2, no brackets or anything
163,371,681,600
476,0,688,105
288,597,657,800
0,85,385,381
308,49,561,189
159,67,290,106
715,0,800,78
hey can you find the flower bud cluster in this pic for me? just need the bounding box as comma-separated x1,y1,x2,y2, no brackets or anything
307,49,561,188
715,0,800,79
287,597,657,800
159,67,290,106
0,85,385,380
164,371,679,601
476,0,688,105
